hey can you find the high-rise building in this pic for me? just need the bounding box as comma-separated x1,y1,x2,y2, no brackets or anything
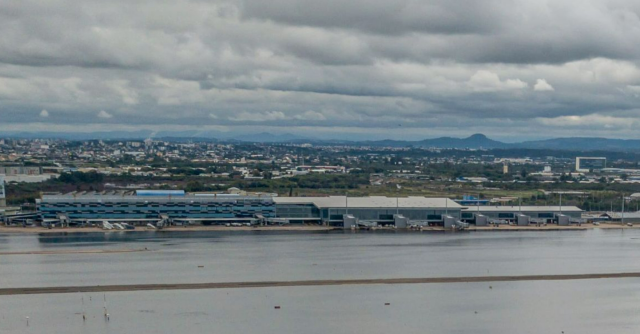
0,175,5,207
575,157,606,172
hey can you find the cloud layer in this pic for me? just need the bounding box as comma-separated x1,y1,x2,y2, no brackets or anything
2,0,640,140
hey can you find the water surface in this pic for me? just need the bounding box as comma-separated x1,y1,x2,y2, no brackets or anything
1,229,639,333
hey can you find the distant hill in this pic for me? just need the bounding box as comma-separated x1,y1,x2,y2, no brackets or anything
232,132,310,143
4,130,640,151
359,134,640,151
415,133,508,149
516,137,640,151
345,134,508,149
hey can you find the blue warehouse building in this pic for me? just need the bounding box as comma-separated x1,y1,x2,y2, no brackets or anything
37,190,275,226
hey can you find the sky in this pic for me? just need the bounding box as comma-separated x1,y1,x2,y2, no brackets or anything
2,0,640,141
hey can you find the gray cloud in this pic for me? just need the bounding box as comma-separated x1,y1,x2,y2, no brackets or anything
242,0,506,36
1,0,640,140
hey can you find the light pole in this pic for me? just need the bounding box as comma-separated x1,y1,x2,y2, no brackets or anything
622,194,626,226
559,193,562,216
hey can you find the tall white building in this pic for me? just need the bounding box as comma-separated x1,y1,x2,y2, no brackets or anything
0,175,5,207
575,157,606,172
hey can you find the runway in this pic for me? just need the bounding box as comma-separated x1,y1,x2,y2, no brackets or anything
2,272,640,295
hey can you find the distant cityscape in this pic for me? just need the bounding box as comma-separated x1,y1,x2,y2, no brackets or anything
2,136,640,228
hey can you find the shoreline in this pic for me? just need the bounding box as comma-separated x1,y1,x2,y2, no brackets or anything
0,248,150,255
467,224,637,231
0,225,339,234
0,223,637,234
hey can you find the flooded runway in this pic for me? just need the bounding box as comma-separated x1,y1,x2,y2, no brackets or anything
3,229,640,333
2,271,640,295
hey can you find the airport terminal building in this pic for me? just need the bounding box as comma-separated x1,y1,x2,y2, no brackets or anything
37,190,276,225
273,196,462,227
34,191,582,227
462,206,583,226
36,192,463,227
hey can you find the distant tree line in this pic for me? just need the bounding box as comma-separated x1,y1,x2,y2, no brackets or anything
58,171,104,184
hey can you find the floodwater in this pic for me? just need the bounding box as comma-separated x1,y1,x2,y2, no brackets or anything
1,229,640,333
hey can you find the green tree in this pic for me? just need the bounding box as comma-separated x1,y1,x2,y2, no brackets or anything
185,181,205,192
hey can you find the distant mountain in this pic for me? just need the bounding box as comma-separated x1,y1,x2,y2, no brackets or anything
415,133,508,149
516,137,640,151
232,132,311,143
347,134,508,149
5,130,640,151
360,135,640,151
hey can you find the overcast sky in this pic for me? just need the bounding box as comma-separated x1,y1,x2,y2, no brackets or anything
2,0,640,141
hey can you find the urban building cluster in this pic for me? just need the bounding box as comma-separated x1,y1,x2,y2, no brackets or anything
1,138,638,184
2,138,640,227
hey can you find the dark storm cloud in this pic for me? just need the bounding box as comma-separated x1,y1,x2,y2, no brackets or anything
1,0,640,139
242,0,505,36
242,0,640,64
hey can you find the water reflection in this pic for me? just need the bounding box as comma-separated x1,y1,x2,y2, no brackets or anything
1,279,639,334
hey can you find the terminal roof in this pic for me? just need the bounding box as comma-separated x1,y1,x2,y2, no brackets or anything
463,206,583,212
273,196,461,209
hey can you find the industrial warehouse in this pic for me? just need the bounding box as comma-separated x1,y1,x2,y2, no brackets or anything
7,190,587,229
